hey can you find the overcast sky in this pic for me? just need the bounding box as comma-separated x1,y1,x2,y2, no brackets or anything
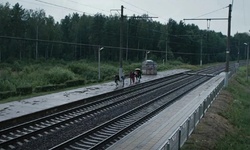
1,0,250,35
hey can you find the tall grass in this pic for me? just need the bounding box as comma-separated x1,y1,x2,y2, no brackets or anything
215,67,250,150
0,59,190,93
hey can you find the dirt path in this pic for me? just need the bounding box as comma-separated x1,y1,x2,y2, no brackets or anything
182,90,235,150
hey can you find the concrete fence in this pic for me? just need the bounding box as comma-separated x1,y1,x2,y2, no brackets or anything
160,77,225,150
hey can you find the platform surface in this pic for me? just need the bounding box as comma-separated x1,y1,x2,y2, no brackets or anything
107,73,224,150
0,69,188,122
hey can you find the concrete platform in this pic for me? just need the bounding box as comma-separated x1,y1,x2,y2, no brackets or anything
107,73,225,150
0,69,189,122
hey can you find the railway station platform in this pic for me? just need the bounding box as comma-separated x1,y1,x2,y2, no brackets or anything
107,72,225,150
0,69,189,122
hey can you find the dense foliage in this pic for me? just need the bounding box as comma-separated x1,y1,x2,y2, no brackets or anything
1,2,250,64
0,59,195,97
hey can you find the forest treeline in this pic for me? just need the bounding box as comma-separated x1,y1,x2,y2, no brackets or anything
0,2,250,64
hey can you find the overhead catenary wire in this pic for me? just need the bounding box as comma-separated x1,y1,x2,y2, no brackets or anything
0,35,161,53
242,0,247,29
67,0,109,13
124,7,144,16
193,6,228,19
120,0,169,23
34,0,94,16
0,35,226,56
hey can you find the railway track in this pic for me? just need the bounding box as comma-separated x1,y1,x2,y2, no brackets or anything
50,76,210,150
0,63,236,150
0,73,193,149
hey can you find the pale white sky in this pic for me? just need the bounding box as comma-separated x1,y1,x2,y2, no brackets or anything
1,0,250,35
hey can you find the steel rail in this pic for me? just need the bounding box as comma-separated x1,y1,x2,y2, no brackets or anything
50,76,210,150
0,74,191,149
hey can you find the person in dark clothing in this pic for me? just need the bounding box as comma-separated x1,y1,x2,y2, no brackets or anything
129,71,135,85
114,74,120,86
135,70,142,83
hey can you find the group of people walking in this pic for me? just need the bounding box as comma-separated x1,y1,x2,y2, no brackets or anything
129,69,142,85
114,68,142,86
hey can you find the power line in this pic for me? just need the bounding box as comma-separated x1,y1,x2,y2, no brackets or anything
67,0,109,14
125,7,144,16
121,0,149,14
193,6,228,19
0,35,163,53
34,0,93,16
242,0,247,29
0,35,225,56
120,0,169,22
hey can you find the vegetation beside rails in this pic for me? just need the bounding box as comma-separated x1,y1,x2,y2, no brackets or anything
215,67,250,149
181,66,249,150
0,59,197,103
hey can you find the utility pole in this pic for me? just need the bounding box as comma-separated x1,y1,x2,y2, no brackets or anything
166,35,168,63
126,21,129,61
36,25,38,60
165,38,168,62
237,40,240,63
119,5,124,82
244,43,249,81
184,4,232,87
165,24,168,62
111,5,124,83
247,43,249,81
200,38,203,66
98,46,104,80
225,4,232,87
145,51,150,61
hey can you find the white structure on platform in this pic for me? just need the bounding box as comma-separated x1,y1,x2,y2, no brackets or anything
142,60,157,75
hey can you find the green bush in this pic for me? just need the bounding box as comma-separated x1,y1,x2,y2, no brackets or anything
169,60,183,66
65,79,85,87
68,63,84,75
34,85,56,92
12,61,22,72
56,83,66,90
44,67,75,84
0,91,16,100
0,79,15,92
100,64,117,78
68,61,97,77
16,86,33,95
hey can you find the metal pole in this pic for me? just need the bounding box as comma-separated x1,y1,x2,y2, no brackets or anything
166,26,168,62
145,51,150,61
247,43,249,81
200,38,203,66
237,41,240,63
126,21,129,61
98,46,101,80
36,25,38,60
166,38,168,62
98,47,104,80
224,4,232,87
119,5,124,82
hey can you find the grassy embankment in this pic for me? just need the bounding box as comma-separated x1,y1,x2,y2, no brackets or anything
0,59,197,103
215,67,250,149
181,66,250,150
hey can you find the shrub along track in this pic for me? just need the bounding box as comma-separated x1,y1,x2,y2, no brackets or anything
0,64,234,150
